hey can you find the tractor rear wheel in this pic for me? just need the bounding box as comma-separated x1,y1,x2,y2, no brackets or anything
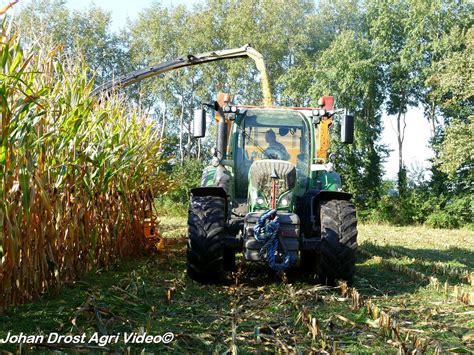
187,195,226,282
318,200,357,285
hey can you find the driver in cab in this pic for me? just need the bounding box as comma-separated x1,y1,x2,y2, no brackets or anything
264,129,290,160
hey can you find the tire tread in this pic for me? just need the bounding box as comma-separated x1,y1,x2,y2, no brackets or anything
318,200,358,284
186,196,226,282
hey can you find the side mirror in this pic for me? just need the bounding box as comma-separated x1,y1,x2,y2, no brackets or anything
341,114,354,144
192,109,206,138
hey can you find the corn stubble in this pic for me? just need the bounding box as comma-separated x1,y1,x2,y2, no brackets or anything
0,25,169,309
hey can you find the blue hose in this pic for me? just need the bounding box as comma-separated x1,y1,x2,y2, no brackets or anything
253,209,294,271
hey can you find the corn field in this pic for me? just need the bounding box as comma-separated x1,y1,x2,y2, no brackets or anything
0,24,168,309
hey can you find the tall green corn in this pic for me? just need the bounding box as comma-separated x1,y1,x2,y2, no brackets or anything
0,24,169,309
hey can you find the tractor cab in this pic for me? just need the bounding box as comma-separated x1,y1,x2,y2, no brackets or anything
231,108,311,206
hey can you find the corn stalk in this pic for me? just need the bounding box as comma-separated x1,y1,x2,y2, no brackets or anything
0,24,170,309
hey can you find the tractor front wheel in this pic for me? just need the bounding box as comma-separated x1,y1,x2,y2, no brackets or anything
318,199,358,285
187,195,226,282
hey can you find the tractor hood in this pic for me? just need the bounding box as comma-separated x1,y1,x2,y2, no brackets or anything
248,159,297,212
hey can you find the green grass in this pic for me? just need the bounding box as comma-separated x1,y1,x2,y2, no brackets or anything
0,221,473,353
158,215,189,239
155,198,189,219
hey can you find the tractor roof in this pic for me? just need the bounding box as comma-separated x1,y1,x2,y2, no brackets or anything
236,105,316,111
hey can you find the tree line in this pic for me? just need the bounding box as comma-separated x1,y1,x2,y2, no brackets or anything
14,0,473,227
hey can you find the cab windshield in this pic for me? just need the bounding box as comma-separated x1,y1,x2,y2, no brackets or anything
242,110,309,164
233,109,310,197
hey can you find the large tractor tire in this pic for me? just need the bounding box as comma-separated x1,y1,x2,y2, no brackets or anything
187,195,226,282
318,199,358,285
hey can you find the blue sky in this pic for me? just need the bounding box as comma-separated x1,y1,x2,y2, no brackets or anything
11,0,434,179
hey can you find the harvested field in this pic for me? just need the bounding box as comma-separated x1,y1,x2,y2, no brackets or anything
0,219,472,353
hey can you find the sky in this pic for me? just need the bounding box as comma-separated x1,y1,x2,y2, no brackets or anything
382,108,434,180
11,0,435,179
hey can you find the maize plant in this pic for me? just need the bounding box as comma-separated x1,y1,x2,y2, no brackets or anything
0,24,169,309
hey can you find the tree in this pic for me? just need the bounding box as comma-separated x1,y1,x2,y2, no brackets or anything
309,30,386,209
127,4,213,163
127,0,323,162
428,26,474,121
15,0,129,84
365,0,424,193
428,21,473,219
15,0,472,226
436,118,473,179
416,1,473,134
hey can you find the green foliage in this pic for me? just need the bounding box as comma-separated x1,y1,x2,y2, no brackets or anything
366,180,429,226
16,0,130,83
169,159,205,203
427,27,474,117
425,195,474,230
368,195,408,225
367,176,473,229
156,159,205,216
435,118,474,180
426,210,461,230
308,30,386,209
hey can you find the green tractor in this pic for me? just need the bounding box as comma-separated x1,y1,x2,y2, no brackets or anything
93,44,357,284
188,93,357,284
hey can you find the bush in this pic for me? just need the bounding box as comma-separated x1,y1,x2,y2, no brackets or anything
425,195,474,229
366,195,415,225
425,210,460,229
156,159,205,216
365,187,473,229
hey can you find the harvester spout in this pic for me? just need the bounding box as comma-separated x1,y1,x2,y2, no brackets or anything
92,44,273,106
243,46,273,106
